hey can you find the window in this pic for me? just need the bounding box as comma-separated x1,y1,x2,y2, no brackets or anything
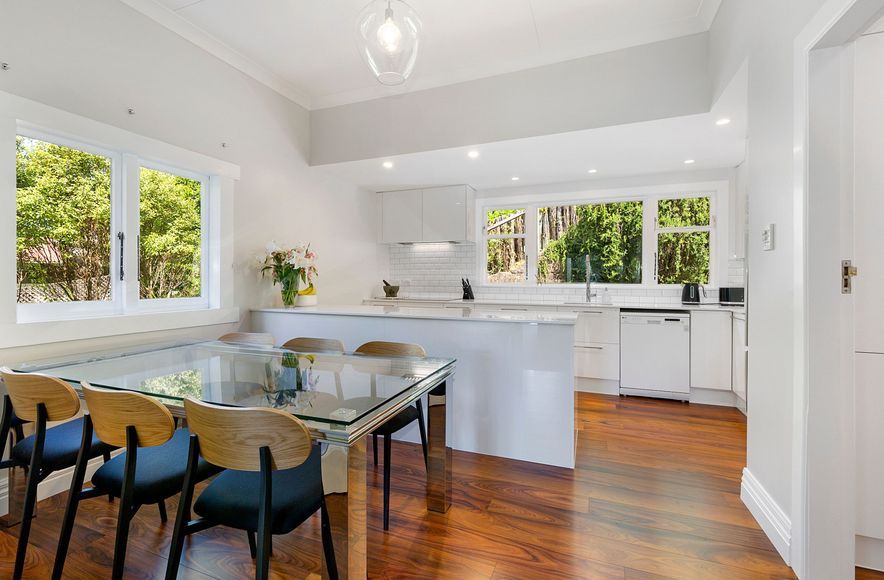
481,188,722,287
139,166,205,300
537,201,643,284
16,136,113,304
485,208,527,283
655,197,712,284
15,131,212,321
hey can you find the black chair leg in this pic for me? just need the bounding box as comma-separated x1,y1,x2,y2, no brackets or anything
102,450,114,502
383,435,392,531
53,415,96,580
14,460,41,579
158,499,168,523
416,400,428,470
247,530,257,559
256,446,273,580
112,426,140,580
320,497,338,580
165,435,200,580
14,404,47,580
372,433,378,465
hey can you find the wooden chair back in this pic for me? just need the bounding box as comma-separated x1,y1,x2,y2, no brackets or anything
282,337,345,353
355,341,426,358
183,398,313,471
0,367,81,422
218,332,276,347
81,384,175,448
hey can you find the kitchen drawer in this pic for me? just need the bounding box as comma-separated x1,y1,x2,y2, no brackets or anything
571,309,620,345
574,344,620,380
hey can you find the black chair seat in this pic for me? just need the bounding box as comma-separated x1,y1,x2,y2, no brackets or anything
372,405,418,436
92,429,220,505
12,416,113,472
194,445,322,535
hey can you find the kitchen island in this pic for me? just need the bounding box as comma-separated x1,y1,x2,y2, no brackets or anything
252,305,577,468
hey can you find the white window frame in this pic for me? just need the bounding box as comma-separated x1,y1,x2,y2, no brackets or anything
477,181,729,288
652,192,717,286
483,206,530,284
15,127,213,323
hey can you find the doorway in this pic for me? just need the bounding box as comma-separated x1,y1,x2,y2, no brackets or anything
797,1,884,578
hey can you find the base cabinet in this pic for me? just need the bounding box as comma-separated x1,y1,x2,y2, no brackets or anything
574,344,619,380
732,315,747,401
690,311,733,391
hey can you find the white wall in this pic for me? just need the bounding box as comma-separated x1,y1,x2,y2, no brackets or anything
0,0,379,362
310,33,711,165
707,0,830,566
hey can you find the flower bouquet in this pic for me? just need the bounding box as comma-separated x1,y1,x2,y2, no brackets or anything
259,241,318,307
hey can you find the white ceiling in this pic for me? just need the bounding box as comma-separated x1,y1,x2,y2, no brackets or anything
126,0,721,109
319,62,747,191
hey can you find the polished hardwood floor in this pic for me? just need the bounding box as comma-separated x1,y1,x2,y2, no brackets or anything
0,394,803,578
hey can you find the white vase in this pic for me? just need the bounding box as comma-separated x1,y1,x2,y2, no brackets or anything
295,294,318,307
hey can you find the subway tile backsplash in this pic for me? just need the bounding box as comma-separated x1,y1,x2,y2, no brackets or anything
383,243,746,303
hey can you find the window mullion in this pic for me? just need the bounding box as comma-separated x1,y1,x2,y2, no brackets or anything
121,154,140,312
526,206,538,285
642,198,657,286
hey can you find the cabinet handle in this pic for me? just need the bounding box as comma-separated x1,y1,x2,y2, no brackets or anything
501,307,528,311
584,346,603,350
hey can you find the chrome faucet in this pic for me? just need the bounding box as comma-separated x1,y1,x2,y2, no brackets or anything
585,254,597,302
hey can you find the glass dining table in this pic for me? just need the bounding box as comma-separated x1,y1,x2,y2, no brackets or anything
9,339,456,579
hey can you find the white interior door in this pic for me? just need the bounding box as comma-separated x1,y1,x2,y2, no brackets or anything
854,29,884,571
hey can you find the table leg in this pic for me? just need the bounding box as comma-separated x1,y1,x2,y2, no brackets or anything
426,380,451,513
322,437,367,579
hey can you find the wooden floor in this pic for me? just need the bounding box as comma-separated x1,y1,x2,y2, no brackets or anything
0,394,802,578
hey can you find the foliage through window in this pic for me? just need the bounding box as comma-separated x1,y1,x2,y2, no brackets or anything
537,202,643,284
16,137,112,304
656,197,711,285
139,167,203,299
15,131,211,319
485,209,526,283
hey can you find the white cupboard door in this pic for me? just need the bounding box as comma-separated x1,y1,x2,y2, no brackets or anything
572,309,620,345
574,344,620,380
381,190,422,243
856,353,884,539
732,316,747,400
422,186,467,242
689,311,733,390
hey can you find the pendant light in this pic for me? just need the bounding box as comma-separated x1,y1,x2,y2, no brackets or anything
356,0,422,86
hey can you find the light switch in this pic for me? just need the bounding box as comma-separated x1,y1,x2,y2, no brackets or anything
761,224,775,251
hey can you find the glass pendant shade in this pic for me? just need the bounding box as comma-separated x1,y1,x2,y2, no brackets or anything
356,0,422,86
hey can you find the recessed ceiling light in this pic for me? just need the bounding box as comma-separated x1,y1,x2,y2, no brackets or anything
467,150,480,159
684,159,695,165
716,118,731,126
511,176,520,181
382,161,394,169
587,169,598,174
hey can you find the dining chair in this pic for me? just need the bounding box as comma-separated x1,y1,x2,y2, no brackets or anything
53,384,220,580
165,399,337,580
355,341,428,531
282,336,345,353
0,368,115,580
218,332,276,346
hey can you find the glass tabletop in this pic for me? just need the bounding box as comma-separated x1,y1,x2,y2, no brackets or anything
10,340,455,431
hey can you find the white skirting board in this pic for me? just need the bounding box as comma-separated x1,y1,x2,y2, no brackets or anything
857,535,884,572
0,454,109,517
741,467,792,564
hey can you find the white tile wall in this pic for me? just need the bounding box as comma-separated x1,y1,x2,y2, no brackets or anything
384,243,746,302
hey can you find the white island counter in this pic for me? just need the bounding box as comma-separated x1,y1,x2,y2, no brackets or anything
252,305,577,468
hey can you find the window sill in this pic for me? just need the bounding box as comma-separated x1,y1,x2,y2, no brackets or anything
1,307,240,350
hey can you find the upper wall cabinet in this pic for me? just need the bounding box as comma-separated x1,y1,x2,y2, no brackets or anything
380,185,475,243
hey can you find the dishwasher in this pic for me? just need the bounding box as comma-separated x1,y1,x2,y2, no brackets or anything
620,311,691,400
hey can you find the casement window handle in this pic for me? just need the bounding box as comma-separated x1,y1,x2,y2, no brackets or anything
117,232,125,281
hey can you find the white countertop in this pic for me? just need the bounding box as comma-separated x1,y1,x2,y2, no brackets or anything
254,305,579,325
365,297,746,314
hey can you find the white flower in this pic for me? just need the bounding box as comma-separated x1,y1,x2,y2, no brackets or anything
265,241,280,255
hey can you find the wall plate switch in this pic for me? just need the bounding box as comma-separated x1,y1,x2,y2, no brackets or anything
761,224,775,251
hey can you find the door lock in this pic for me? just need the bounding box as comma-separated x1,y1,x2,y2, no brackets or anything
842,259,858,294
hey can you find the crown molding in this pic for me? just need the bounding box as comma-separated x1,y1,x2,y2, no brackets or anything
118,0,312,110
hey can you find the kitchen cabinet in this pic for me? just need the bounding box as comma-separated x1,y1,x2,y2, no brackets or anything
381,190,422,243
572,309,620,345
574,344,620,381
732,314,747,401
690,311,733,391
380,185,475,243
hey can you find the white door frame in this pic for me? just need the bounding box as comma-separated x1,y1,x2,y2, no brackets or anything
793,1,884,577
